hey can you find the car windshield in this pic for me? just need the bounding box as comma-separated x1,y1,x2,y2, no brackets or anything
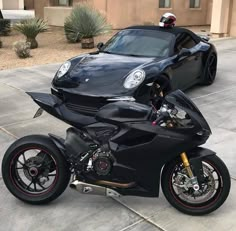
102,29,174,57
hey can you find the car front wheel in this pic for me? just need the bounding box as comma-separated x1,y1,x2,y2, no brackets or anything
201,53,217,85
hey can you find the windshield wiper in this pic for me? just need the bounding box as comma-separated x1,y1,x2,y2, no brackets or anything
125,54,145,57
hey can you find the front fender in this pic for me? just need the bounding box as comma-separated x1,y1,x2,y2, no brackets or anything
188,147,216,184
188,147,216,159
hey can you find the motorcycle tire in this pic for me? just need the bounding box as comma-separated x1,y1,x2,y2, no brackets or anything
2,135,71,205
201,53,217,86
161,155,231,215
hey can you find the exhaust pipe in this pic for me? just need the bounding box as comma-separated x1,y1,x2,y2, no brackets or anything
95,180,136,188
70,180,121,197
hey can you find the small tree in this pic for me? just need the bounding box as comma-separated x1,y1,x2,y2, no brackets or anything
14,18,48,49
65,4,111,49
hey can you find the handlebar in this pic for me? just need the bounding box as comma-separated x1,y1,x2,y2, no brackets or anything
152,111,170,125
152,104,177,126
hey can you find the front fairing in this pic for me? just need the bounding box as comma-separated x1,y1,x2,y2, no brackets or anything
165,90,211,135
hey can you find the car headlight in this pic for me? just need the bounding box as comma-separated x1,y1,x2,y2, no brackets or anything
123,69,146,89
57,61,71,78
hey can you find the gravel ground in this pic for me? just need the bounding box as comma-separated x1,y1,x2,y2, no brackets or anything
0,26,210,71
0,27,116,70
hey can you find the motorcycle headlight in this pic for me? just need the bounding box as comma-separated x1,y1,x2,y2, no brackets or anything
57,61,71,78
123,69,146,89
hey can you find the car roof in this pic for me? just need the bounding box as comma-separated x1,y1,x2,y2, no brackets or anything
125,25,201,43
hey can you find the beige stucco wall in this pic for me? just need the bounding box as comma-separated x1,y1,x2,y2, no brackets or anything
229,0,236,36
210,0,236,37
44,6,72,26
206,0,213,25
0,0,3,9
73,0,107,13
99,0,210,29
211,0,231,36
34,0,57,18
36,0,212,28
24,0,34,9
2,0,24,9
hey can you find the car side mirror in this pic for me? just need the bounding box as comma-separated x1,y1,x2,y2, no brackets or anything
97,42,104,51
199,34,210,42
176,48,191,61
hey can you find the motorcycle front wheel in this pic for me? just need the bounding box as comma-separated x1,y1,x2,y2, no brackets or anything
161,155,231,215
2,135,71,204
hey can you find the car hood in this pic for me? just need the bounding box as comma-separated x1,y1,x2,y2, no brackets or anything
63,53,156,96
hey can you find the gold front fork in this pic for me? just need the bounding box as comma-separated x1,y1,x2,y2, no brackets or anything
180,152,200,191
180,152,194,178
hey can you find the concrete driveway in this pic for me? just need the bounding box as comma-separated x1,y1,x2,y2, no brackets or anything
0,38,236,231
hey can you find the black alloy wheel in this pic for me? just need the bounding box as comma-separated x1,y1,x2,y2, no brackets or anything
2,135,71,204
202,54,217,85
161,155,230,215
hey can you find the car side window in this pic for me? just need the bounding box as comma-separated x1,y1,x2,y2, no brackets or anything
174,33,197,54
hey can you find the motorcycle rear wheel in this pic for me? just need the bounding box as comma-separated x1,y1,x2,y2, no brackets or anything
161,155,231,215
2,135,71,204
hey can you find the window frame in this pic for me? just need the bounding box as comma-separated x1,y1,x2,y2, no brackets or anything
102,29,175,58
58,0,72,6
173,32,198,55
190,0,201,8
159,0,171,8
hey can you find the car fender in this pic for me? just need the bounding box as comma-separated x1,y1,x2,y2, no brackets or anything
134,59,173,102
142,56,174,85
52,54,87,88
200,43,218,82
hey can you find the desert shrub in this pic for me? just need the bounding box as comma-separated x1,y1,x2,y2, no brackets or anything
13,40,31,58
64,18,80,43
14,18,48,49
64,4,111,44
0,19,11,36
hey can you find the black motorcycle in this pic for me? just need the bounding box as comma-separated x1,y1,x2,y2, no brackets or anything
2,90,230,215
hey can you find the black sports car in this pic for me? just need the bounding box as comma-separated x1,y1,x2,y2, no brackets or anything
52,26,217,116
